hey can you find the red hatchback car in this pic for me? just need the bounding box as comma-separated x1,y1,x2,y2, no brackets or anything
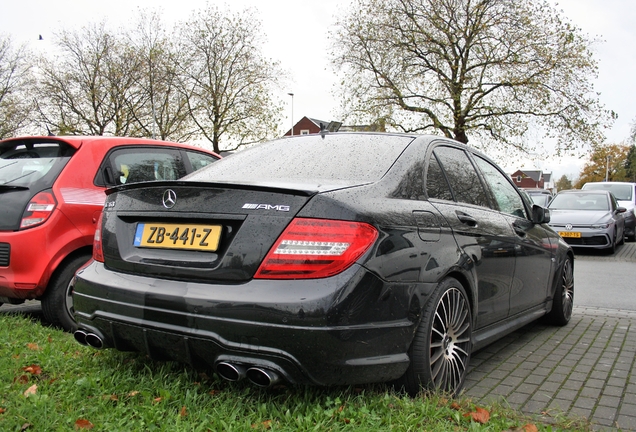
0,136,220,331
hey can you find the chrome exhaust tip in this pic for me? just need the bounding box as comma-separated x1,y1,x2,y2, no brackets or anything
216,362,246,382
85,332,105,349
73,330,88,346
246,367,280,388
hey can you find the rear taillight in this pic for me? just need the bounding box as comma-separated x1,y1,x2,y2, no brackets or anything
93,212,104,262
20,190,57,229
254,218,378,279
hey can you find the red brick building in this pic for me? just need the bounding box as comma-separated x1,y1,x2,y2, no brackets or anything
510,169,552,189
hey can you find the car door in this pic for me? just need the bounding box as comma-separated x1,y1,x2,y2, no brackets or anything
426,145,515,329
471,155,554,316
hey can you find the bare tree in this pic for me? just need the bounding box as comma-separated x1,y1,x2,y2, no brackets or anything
125,10,196,141
37,23,141,136
175,5,284,152
331,0,614,155
0,35,35,138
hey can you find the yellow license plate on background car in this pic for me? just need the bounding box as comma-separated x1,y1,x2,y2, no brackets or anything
134,223,222,251
558,231,581,238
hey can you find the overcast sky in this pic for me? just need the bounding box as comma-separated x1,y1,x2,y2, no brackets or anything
3,0,634,180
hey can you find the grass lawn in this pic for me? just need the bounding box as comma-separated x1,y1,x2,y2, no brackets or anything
0,313,589,431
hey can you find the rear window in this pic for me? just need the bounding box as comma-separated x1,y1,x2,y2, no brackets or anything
0,141,74,187
582,183,634,201
186,134,412,184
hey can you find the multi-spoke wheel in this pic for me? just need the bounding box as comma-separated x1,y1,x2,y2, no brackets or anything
400,277,472,396
546,256,574,326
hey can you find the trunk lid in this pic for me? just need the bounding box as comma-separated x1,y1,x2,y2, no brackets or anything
101,181,329,282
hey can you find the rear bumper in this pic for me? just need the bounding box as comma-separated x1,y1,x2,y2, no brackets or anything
73,261,434,386
0,210,90,299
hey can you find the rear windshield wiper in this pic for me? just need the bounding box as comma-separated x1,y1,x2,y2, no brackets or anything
0,184,29,192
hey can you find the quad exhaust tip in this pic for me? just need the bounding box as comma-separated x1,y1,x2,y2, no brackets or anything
215,362,281,387
73,329,105,349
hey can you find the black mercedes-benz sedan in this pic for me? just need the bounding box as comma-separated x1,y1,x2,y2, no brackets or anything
72,132,574,395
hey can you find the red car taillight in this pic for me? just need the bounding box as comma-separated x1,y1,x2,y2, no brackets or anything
20,190,57,229
254,218,378,279
93,212,104,262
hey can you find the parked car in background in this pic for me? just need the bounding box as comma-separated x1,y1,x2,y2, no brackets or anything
581,182,636,242
72,132,574,396
547,189,626,253
0,136,220,331
523,188,554,207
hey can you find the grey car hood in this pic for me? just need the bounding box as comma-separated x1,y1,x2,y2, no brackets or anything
548,210,611,225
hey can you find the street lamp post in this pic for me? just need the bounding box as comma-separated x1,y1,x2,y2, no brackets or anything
288,92,294,136
605,154,611,182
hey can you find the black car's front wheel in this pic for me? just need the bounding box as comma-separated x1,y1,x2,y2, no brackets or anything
546,256,574,326
401,277,472,396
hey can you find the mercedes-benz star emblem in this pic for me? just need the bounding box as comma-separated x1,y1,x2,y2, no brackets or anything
565,224,573,231
162,189,177,209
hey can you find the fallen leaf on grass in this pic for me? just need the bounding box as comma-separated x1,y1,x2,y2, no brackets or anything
15,375,29,384
26,343,40,351
23,384,37,397
22,365,42,375
504,425,539,432
179,406,187,417
153,397,162,403
20,423,32,430
127,391,140,397
0,407,6,414
74,419,94,430
101,394,118,402
464,406,490,424
251,420,272,429
450,402,462,410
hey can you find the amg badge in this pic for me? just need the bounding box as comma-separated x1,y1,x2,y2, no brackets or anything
242,203,290,212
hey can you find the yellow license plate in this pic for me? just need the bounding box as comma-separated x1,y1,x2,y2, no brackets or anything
558,231,581,238
134,223,222,251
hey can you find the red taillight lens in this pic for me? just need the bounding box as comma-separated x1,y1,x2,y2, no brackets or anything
20,190,57,229
93,212,104,262
254,218,378,279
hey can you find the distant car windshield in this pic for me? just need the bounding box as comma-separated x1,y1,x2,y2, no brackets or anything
187,134,413,184
528,194,551,206
549,193,609,211
582,183,633,201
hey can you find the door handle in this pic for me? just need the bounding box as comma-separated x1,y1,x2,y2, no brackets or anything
455,211,477,227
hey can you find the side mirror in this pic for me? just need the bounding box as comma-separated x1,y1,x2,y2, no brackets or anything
617,206,627,214
532,204,550,224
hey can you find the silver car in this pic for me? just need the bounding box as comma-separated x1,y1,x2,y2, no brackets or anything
548,190,626,253
581,182,636,242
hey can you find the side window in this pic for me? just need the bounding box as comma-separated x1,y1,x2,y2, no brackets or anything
107,149,184,185
425,153,454,201
391,159,426,200
186,151,219,172
433,146,489,207
474,156,526,218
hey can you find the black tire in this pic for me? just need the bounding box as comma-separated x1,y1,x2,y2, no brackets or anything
400,277,472,396
41,253,91,332
606,229,617,255
546,257,574,326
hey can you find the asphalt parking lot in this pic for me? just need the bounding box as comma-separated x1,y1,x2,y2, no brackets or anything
2,243,635,430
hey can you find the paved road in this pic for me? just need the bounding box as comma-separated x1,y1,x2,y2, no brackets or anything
2,243,635,430
465,242,636,431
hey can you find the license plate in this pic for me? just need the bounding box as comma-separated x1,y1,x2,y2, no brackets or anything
134,223,222,251
558,231,581,238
